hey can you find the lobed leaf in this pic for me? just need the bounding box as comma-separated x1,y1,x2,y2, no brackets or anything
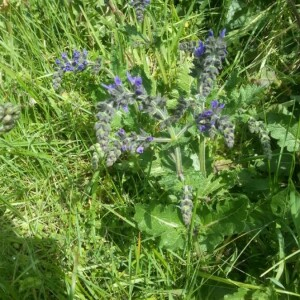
267,123,300,152
134,203,185,250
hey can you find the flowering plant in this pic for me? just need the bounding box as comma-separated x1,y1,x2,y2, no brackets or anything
52,16,273,251
91,29,237,228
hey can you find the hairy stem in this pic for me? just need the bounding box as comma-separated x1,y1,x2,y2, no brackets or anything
154,106,185,182
197,80,207,177
199,135,206,177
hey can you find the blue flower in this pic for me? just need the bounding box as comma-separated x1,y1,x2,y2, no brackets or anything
102,76,123,93
53,49,89,81
136,145,144,153
127,72,142,86
196,100,235,147
127,72,144,95
53,49,101,91
220,28,226,38
61,53,68,61
190,30,227,97
146,136,154,142
211,100,225,110
197,100,225,132
194,41,205,58
121,145,128,152
72,50,81,60
117,128,126,136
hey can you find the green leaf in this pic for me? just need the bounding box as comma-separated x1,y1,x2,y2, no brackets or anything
110,111,123,129
224,287,249,299
190,153,200,171
176,61,193,94
134,203,185,250
158,172,182,193
267,123,300,152
229,84,264,107
290,185,300,238
251,288,278,300
237,169,270,195
147,156,166,177
160,230,185,249
271,188,289,217
225,286,277,300
198,174,225,197
199,194,249,252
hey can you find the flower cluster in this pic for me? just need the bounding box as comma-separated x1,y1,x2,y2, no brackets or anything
53,49,101,90
101,73,166,117
180,185,193,226
0,103,21,134
194,29,226,96
248,117,272,160
180,29,227,97
95,102,116,154
117,128,153,154
197,100,234,148
101,76,135,112
93,73,159,167
130,0,150,22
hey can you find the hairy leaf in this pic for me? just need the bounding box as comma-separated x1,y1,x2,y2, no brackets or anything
198,194,249,252
268,123,300,152
290,185,300,238
271,188,289,217
134,203,185,250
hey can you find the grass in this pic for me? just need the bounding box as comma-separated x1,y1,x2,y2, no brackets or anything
0,0,300,299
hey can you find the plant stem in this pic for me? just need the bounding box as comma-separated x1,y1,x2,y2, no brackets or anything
154,106,185,182
174,146,184,181
199,135,206,177
197,81,207,177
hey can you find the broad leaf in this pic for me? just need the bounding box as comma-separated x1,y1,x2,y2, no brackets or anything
134,203,185,250
290,184,300,238
271,188,289,217
267,123,300,152
198,194,249,252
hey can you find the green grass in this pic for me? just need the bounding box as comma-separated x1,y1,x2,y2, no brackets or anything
0,0,300,299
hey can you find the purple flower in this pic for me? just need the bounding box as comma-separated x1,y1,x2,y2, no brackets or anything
220,28,226,38
53,49,100,90
136,146,144,154
122,105,129,112
56,50,89,73
197,100,225,132
63,63,74,71
102,76,123,93
73,50,81,61
101,83,114,92
118,128,126,136
121,145,128,152
146,136,154,142
127,72,144,95
201,109,213,117
194,41,205,57
211,100,225,110
114,76,122,86
127,72,142,86
61,53,68,61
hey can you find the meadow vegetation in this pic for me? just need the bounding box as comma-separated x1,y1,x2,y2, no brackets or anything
0,0,300,299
